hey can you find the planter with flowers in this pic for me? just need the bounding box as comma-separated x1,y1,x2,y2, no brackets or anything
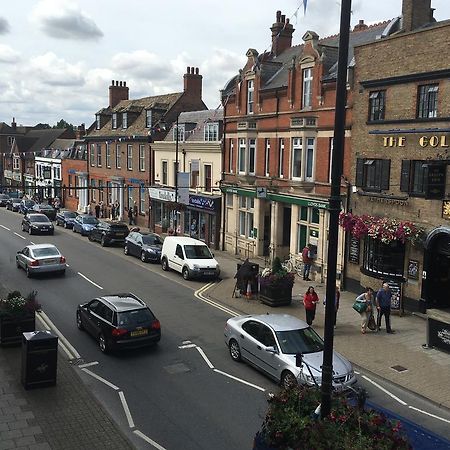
259,257,295,307
253,386,411,450
0,290,40,346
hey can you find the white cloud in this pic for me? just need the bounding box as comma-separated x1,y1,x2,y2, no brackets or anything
0,17,10,34
0,44,21,63
30,0,103,41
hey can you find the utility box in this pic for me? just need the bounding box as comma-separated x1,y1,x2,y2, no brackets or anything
22,331,58,390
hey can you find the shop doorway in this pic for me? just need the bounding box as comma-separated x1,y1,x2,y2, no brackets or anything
263,203,271,257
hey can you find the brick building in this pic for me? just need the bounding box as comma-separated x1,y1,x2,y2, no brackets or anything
85,68,207,226
220,10,387,280
347,0,450,314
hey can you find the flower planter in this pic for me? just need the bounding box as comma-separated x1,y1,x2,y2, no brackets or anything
0,313,36,346
259,285,292,307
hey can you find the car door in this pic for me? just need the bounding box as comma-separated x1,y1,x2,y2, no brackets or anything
22,216,30,232
128,233,138,256
83,299,102,336
17,247,30,269
256,324,280,379
170,244,184,273
240,320,265,368
134,235,144,257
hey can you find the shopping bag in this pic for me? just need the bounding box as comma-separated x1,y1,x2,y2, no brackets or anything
368,314,377,331
352,300,367,314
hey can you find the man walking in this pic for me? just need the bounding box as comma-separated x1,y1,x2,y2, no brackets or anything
94,203,100,219
376,282,395,333
302,244,313,281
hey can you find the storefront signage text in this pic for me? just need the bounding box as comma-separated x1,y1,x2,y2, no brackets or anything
368,196,409,206
383,135,450,148
148,188,175,202
189,195,217,212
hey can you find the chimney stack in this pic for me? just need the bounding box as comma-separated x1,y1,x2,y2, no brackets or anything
109,80,129,108
183,67,203,100
271,10,295,57
353,19,369,31
11,117,16,131
75,123,86,140
402,0,434,32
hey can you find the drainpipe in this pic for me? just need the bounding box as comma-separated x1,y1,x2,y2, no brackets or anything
221,116,227,251
341,179,352,291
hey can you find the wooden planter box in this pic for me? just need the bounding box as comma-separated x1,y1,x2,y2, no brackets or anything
0,313,36,346
259,285,292,307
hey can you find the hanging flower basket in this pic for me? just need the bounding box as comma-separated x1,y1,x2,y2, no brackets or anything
339,213,424,246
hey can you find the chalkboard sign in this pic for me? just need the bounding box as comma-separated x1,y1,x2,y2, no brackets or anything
387,280,402,311
425,163,446,200
349,236,360,264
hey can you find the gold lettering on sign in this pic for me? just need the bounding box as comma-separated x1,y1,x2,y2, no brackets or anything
441,136,449,147
368,196,409,206
383,136,406,147
429,136,439,147
419,136,428,147
398,136,406,147
382,135,449,148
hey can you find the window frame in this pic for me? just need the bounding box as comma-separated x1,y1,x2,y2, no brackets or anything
368,90,386,122
417,84,438,119
96,143,102,167
204,164,212,192
291,137,302,179
238,138,246,174
302,68,313,109
247,79,254,115
139,144,145,172
204,122,219,141
145,109,152,128
112,113,117,129
238,196,255,238
122,112,128,129
161,160,168,185
229,139,234,173
90,144,95,167
127,144,133,171
278,138,284,178
264,138,270,177
106,143,111,168
248,138,256,175
355,158,390,192
362,237,405,279
115,144,121,169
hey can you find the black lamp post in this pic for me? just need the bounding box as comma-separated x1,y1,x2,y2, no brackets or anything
321,0,352,418
174,115,179,235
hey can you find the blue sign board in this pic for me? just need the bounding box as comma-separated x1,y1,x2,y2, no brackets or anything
189,195,218,212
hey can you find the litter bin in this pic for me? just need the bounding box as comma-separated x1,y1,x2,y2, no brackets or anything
22,331,58,390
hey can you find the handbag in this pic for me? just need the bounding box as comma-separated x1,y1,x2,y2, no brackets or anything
352,300,367,314
368,314,377,331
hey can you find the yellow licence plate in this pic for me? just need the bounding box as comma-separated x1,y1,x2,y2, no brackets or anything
130,329,148,337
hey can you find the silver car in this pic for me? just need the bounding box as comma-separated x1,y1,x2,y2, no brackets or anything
16,244,66,278
224,314,356,391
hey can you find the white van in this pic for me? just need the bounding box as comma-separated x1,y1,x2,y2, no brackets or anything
161,236,220,280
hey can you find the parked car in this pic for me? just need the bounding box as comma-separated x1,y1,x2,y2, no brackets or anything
72,214,99,236
76,293,161,353
32,203,57,220
56,210,77,228
88,220,129,247
21,213,54,235
224,313,356,391
19,199,36,214
160,236,220,280
124,231,163,262
6,198,22,212
16,243,66,278
0,194,9,207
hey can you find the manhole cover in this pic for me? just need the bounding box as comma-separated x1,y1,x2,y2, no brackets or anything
164,363,190,374
391,365,408,372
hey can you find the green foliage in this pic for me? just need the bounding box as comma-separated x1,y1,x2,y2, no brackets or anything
53,119,74,130
0,290,41,318
272,257,283,274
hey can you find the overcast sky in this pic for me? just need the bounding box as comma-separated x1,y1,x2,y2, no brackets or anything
1,0,449,128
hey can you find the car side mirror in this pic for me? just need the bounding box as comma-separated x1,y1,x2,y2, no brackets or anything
265,346,278,354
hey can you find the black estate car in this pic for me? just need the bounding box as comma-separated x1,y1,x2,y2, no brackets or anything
0,194,9,207
124,231,163,262
21,213,54,235
76,293,161,353
88,220,129,246
33,204,57,220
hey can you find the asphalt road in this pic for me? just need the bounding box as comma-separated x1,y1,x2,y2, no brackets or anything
1,207,449,448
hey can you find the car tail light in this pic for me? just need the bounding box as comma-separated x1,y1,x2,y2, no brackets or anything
60,256,66,264
29,260,39,267
151,320,161,330
112,328,128,337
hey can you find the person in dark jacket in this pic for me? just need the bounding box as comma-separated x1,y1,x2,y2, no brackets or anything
302,244,313,281
127,207,133,225
376,282,395,333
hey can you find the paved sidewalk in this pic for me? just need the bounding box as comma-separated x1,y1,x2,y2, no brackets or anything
208,250,450,411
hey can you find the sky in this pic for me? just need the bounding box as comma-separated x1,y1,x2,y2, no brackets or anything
1,0,449,129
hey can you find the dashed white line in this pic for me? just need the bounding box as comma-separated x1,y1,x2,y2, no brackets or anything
361,375,407,405
0,225,11,231
119,391,135,428
196,346,215,369
213,368,266,392
77,361,99,369
13,232,26,240
81,368,120,390
78,272,103,290
133,430,167,450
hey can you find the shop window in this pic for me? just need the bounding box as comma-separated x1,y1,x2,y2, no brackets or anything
247,80,254,114
362,237,405,278
368,90,386,122
204,164,212,192
311,208,319,224
238,196,254,238
296,206,320,254
355,158,390,192
417,84,438,119
302,68,313,108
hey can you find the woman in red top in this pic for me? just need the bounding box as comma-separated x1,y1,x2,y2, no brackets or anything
303,286,319,326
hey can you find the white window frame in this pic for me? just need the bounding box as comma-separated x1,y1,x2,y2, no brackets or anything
115,144,121,169
96,143,102,167
248,138,256,175
247,80,254,114
238,138,246,174
238,196,255,238
278,138,284,178
122,112,128,129
264,139,270,177
291,137,302,180
328,138,334,183
302,68,313,108
112,113,117,129
173,124,185,142
13,156,20,170
127,144,133,170
106,143,111,168
229,139,234,173
90,144,95,166
204,122,219,141
139,145,145,172
146,110,152,128
96,114,100,130
305,137,315,182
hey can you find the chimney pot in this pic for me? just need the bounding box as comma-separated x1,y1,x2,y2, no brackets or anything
124,81,126,87
281,15,285,23
195,67,199,74
276,10,281,22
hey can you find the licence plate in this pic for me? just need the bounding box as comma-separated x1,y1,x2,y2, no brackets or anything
115,233,125,237
130,329,148,337
43,259,57,265
203,271,214,275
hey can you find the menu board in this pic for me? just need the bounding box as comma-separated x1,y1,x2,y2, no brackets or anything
349,236,360,264
387,280,402,311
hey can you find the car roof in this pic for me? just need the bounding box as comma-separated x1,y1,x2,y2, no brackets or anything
27,213,48,218
27,243,59,251
101,220,128,226
164,236,205,245
240,314,308,332
99,293,147,311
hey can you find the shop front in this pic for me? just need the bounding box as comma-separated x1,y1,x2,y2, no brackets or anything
148,187,177,234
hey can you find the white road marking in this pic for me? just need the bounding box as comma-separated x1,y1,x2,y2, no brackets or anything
178,343,196,349
194,283,239,316
119,391,135,428
81,368,120,390
77,272,103,290
37,311,81,359
77,361,99,369
408,405,450,424
196,346,215,369
213,369,266,392
30,241,35,245
182,340,192,344
133,430,167,450
0,225,11,231
65,263,70,267
36,313,74,359
361,375,407,405
13,232,26,240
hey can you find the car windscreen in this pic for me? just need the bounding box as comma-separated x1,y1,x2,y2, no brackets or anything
24,201,35,207
276,327,324,354
29,215,50,222
142,235,162,245
117,308,154,327
38,205,53,210
82,217,98,224
184,245,213,259
0,194,9,199
31,247,60,258
64,212,77,218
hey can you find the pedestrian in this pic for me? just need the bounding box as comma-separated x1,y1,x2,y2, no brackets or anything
133,201,138,225
323,285,340,327
99,201,104,218
355,287,375,334
376,282,395,333
114,200,120,220
110,203,115,220
190,218,198,238
94,203,100,219
303,286,319,326
127,207,133,225
302,244,314,281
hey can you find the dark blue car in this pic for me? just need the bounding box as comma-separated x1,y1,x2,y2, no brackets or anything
56,210,77,228
72,214,99,236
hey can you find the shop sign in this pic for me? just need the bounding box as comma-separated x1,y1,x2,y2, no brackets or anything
309,229,319,246
189,194,217,212
12,172,22,182
256,187,267,198
428,318,450,353
148,187,175,202
443,201,450,220
368,196,409,206
382,135,450,148
425,164,446,199
4,170,12,179
387,280,402,311
349,236,360,264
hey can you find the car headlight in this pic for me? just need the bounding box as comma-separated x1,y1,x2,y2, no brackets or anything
216,264,220,272
193,264,200,270
147,248,155,254
31,225,39,228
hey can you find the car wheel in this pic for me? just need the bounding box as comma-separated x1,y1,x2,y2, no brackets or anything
28,227,32,235
25,266,32,278
101,236,107,247
16,258,20,269
64,222,68,229
182,267,190,280
140,251,147,262
21,223,25,231
59,269,66,276
88,233,94,241
281,371,297,389
76,311,84,330
72,227,76,233
229,339,241,362
49,231,54,236
98,333,109,353
124,245,129,255
161,257,168,271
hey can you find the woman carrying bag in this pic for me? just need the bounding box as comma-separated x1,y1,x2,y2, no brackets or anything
353,287,375,334
303,286,319,326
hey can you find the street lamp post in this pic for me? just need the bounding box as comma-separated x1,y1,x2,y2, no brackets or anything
321,0,352,419
174,116,179,235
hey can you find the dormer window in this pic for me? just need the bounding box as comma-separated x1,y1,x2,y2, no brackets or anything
96,114,101,130
247,80,254,114
173,124,185,142
146,109,152,128
7,136,14,146
112,113,118,129
204,122,219,141
122,112,128,129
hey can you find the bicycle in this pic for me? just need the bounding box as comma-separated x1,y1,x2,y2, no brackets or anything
281,253,303,277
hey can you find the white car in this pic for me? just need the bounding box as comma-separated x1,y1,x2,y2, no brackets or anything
16,244,66,278
224,313,356,390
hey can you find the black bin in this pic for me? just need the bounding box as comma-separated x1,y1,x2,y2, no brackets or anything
22,331,58,390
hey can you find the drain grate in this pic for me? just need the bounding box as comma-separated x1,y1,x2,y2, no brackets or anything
164,363,190,374
391,365,408,372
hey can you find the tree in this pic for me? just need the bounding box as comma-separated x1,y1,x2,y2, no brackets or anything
53,119,74,131
34,123,51,129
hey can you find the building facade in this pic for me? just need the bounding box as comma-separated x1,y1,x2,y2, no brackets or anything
61,144,88,212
